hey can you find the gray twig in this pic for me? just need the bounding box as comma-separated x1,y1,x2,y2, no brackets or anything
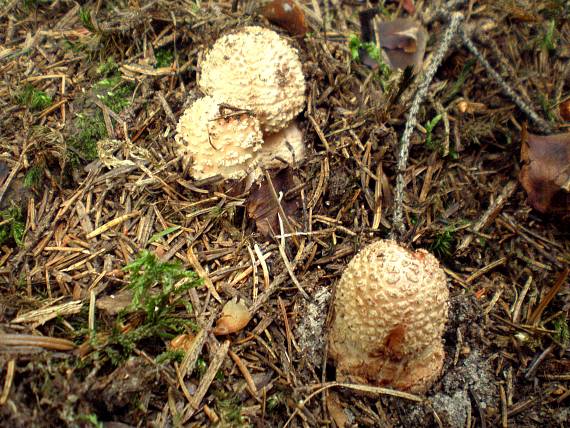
391,12,464,239
460,31,553,134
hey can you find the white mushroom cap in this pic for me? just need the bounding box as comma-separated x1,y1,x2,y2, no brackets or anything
175,95,263,180
258,121,305,168
329,239,449,393
198,26,306,134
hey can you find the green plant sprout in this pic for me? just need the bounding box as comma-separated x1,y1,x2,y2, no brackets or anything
541,19,557,51
538,94,556,122
79,7,96,33
77,413,103,428
430,227,455,258
444,58,476,102
16,84,52,110
0,206,25,246
149,225,181,244
24,165,43,188
424,114,442,150
348,34,391,84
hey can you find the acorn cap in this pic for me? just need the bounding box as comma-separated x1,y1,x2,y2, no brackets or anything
329,239,449,393
175,95,263,180
198,26,306,134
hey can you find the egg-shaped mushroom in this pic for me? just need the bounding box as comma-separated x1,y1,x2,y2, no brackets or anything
329,239,449,393
175,95,263,180
198,26,306,134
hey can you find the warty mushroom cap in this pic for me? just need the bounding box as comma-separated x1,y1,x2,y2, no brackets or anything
329,239,449,393
175,95,263,180
198,26,306,134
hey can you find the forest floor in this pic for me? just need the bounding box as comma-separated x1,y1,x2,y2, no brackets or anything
0,0,569,427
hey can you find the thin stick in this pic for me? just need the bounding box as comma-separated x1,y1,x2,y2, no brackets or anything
460,31,553,134
391,12,464,238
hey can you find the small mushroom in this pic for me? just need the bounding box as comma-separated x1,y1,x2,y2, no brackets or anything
199,26,306,134
329,240,449,393
257,121,305,169
175,95,263,180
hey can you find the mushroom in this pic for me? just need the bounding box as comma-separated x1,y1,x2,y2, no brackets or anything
329,239,449,393
174,95,263,180
198,26,306,134
257,121,305,169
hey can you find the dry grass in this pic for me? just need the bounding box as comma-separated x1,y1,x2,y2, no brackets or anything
0,0,568,427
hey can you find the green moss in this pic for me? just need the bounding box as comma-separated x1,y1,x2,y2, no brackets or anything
155,349,185,364
96,57,119,77
348,34,391,88
430,227,456,258
553,315,569,348
124,250,201,322
96,251,202,365
16,84,52,110
155,48,174,68
23,165,43,188
67,112,106,164
214,391,249,427
94,75,135,113
0,206,25,246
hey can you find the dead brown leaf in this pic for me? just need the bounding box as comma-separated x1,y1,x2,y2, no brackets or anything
326,391,350,428
246,168,300,238
169,333,196,352
519,128,570,215
559,99,570,122
377,19,427,72
96,289,134,315
262,0,307,36
400,0,415,14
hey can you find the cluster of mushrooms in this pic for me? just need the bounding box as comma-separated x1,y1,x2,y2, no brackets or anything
175,26,306,182
176,27,450,394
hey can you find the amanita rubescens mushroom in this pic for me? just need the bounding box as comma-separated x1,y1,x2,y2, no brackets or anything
329,239,449,393
175,95,263,180
176,27,307,180
199,26,306,134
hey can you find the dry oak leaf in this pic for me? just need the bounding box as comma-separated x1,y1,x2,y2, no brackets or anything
519,130,570,215
213,298,251,335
